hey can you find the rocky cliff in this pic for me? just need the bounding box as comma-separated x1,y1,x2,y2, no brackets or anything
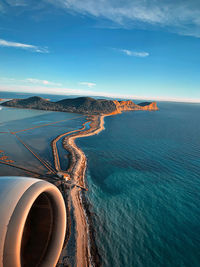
114,100,159,113
1,96,159,115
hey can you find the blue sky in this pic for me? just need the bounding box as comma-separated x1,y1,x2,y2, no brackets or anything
0,0,200,102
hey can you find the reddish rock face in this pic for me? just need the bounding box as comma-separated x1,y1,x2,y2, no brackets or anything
112,100,159,113
137,101,159,111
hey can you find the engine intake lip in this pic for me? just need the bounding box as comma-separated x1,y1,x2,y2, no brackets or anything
2,178,66,267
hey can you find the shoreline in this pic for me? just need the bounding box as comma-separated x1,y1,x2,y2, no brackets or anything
62,115,105,267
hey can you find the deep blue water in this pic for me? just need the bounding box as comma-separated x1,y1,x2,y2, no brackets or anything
77,102,200,267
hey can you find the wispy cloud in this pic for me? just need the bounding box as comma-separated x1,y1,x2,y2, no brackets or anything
0,77,15,82
6,0,28,7
1,1,200,37
119,49,149,57
0,77,61,86
25,78,62,86
0,39,49,53
79,82,96,88
43,0,200,38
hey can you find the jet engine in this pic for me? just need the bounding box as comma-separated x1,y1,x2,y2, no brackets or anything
0,177,66,267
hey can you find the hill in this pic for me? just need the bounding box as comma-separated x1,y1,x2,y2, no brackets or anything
1,96,159,114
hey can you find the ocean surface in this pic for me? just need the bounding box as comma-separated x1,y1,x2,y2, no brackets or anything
77,102,200,267
1,92,200,266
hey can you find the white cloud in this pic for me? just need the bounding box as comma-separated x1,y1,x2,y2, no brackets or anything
0,39,49,53
0,77,15,82
120,49,149,57
44,0,200,38
5,0,28,7
79,82,96,88
0,77,62,86
1,1,200,37
25,78,62,86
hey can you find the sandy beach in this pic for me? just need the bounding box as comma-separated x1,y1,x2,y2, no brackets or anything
51,119,88,173
62,115,105,267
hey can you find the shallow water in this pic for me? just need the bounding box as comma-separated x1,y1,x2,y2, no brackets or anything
0,105,86,176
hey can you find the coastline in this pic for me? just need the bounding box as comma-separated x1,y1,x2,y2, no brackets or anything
51,107,157,266
1,99,158,266
62,115,105,267
0,96,159,266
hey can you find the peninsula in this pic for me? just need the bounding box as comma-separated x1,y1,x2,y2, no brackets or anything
1,96,159,266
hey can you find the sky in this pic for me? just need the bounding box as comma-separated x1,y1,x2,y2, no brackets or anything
0,0,200,102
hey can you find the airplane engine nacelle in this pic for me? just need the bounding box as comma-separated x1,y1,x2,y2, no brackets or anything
0,177,66,267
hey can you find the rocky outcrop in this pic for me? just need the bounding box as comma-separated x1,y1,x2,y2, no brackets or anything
113,100,159,113
137,101,159,110
1,96,159,114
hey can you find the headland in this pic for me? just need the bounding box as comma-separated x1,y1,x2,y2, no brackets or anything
1,96,159,114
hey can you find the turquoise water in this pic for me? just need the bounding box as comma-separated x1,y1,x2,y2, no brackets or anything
77,102,200,267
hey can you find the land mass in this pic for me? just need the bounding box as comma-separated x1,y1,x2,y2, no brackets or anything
1,96,158,115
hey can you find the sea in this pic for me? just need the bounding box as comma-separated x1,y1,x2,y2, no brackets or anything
1,91,200,266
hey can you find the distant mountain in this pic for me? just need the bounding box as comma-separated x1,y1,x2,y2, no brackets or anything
1,96,159,115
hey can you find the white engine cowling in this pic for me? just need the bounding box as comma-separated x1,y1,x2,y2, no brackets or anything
0,177,66,267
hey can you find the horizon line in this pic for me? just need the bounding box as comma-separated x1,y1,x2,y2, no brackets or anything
1,89,200,104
